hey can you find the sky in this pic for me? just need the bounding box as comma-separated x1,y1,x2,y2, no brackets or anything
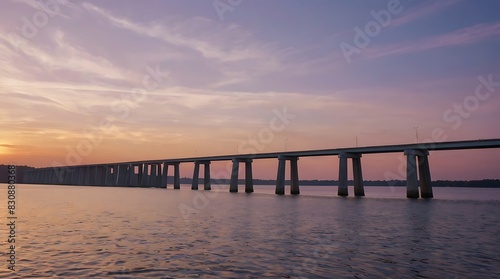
1,0,499,180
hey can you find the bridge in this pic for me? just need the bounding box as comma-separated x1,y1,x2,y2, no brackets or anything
23,139,500,198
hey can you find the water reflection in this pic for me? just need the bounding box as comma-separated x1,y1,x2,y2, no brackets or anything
0,184,498,278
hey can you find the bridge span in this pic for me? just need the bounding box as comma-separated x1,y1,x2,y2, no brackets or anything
23,139,500,198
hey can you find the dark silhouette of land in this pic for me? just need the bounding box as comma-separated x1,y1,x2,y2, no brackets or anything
1,165,499,188
0,165,35,184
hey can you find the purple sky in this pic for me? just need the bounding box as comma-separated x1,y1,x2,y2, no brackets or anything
1,0,499,180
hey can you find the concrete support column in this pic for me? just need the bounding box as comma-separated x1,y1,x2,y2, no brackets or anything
229,159,239,193
63,168,69,184
46,169,52,184
136,164,143,186
150,164,158,187
113,165,118,185
59,168,65,184
39,170,44,184
68,168,75,185
55,168,62,184
338,153,364,197
117,165,127,186
133,164,140,186
77,167,84,185
405,150,420,198
192,162,200,190
352,156,365,197
51,168,58,184
290,157,300,195
418,155,433,198
161,163,168,188
127,165,136,186
85,167,92,185
95,166,104,186
50,168,56,184
42,170,47,183
338,156,348,196
275,157,286,195
140,164,149,186
173,163,180,189
31,171,36,183
84,166,91,185
104,166,111,186
64,168,72,185
90,166,97,185
204,162,211,190
155,164,163,187
45,169,51,184
245,159,254,193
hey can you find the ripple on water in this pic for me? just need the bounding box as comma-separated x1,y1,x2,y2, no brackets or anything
2,185,499,278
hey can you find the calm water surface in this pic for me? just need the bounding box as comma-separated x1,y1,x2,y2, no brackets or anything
0,184,499,278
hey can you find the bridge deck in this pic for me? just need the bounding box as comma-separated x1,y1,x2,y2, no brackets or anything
56,138,500,167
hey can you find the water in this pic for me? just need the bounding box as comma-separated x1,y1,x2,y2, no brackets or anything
0,184,499,278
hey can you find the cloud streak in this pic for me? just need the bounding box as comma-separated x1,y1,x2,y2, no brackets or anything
390,0,461,28
364,22,500,59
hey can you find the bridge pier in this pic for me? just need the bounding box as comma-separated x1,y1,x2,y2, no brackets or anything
155,163,163,187
245,159,254,193
405,149,433,198
96,166,105,186
173,163,181,189
104,166,112,186
418,155,433,198
161,163,168,188
150,164,158,187
117,165,128,186
89,166,96,185
126,164,134,186
140,164,149,186
229,158,254,193
47,169,53,184
131,164,140,185
70,168,76,185
84,166,91,185
163,163,181,189
192,161,211,190
275,156,300,195
204,161,211,190
192,162,200,190
338,153,364,197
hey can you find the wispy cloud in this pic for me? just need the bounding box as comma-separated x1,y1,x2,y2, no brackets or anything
0,30,127,80
80,2,267,63
390,0,461,28
364,22,500,58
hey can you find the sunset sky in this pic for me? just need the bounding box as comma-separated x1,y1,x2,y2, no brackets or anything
1,0,499,180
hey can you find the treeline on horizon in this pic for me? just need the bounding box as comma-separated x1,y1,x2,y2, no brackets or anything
173,178,500,188
0,165,499,188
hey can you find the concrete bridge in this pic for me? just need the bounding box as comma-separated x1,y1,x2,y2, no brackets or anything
23,139,500,198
